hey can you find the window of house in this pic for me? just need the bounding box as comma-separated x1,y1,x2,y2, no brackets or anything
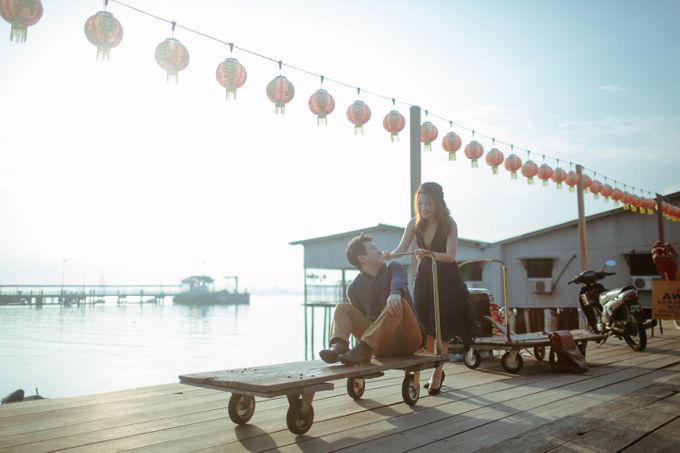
460,262,483,281
523,259,554,278
625,253,658,276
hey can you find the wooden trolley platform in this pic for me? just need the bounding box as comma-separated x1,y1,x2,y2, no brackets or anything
179,352,449,434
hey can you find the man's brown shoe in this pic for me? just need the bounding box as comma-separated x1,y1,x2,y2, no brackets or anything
338,341,372,366
319,339,350,364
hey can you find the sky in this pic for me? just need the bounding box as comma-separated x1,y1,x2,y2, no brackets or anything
1,0,678,292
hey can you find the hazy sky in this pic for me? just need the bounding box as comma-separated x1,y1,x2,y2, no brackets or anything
1,0,678,291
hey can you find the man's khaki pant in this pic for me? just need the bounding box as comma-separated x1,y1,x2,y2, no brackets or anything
330,298,422,357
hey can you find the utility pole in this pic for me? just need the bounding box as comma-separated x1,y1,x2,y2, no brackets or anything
409,105,421,217
576,165,588,270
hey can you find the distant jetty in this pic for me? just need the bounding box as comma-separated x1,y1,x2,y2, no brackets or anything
0,275,248,306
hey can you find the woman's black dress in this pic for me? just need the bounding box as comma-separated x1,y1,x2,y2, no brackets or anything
413,222,475,351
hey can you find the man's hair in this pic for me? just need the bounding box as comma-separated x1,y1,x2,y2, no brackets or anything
346,233,373,270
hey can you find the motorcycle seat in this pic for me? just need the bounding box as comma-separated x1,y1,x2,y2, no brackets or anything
598,286,636,305
598,288,623,305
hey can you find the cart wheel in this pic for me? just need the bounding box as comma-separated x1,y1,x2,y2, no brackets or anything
346,377,365,400
402,374,420,406
578,342,587,357
286,399,314,435
533,346,546,362
228,394,255,425
464,349,482,369
501,351,524,373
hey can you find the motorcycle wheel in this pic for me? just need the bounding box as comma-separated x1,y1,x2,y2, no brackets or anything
623,323,647,352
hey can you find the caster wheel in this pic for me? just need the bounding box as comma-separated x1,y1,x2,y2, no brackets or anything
286,400,314,435
501,351,524,373
464,349,482,369
347,377,365,400
402,374,420,406
534,346,546,362
228,394,255,425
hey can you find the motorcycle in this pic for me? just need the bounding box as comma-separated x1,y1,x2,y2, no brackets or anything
568,260,655,352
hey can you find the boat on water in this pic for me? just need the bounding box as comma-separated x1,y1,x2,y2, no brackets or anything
173,275,249,305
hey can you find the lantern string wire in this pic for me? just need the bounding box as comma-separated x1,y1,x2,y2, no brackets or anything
108,0,657,197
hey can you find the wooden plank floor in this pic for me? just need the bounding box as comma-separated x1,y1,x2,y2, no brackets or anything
1,328,679,452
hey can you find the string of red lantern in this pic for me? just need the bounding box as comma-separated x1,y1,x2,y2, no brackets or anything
3,0,676,222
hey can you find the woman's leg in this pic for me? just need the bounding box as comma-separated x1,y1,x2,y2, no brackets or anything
425,336,447,391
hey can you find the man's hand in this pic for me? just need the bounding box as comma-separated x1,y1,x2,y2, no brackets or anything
386,294,402,316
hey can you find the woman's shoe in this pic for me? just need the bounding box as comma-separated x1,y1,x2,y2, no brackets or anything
424,369,445,394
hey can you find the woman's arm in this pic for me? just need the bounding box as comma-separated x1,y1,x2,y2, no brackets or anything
415,219,458,263
387,218,416,257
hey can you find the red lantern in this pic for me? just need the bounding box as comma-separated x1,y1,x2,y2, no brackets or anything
590,179,603,199
521,160,539,184
611,188,623,204
621,191,633,210
420,121,438,151
504,154,522,179
441,132,461,161
266,75,295,114
551,167,567,189
346,100,371,134
537,163,553,186
308,88,335,125
601,183,613,202
155,38,190,83
673,206,680,222
648,199,658,215
0,0,42,42
485,148,504,175
630,195,641,213
581,174,592,190
383,110,405,142
662,202,678,221
84,10,123,60
565,171,579,192
216,57,247,100
464,140,484,168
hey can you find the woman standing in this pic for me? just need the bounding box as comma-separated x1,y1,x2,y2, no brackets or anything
388,182,474,394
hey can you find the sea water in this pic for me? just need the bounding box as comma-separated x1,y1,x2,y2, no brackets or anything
0,295,317,398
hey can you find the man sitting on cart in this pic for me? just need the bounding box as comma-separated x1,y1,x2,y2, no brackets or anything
319,233,424,365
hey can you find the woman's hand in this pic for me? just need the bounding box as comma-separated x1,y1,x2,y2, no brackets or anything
414,248,430,259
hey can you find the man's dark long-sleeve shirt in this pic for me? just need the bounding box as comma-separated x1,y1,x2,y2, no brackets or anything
346,262,414,322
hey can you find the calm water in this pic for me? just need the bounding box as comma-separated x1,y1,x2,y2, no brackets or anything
0,295,320,399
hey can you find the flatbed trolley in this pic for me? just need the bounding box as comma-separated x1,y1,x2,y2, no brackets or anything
179,251,447,434
449,259,606,373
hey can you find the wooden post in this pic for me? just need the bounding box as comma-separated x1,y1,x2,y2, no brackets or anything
656,194,665,243
409,105,421,218
409,106,421,288
576,164,588,329
576,165,588,270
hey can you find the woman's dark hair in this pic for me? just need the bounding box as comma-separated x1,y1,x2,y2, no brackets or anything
414,182,451,234
346,233,373,270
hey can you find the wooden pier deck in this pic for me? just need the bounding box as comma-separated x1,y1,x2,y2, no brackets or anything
2,328,680,452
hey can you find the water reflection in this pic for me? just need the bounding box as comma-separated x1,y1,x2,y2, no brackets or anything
0,295,305,398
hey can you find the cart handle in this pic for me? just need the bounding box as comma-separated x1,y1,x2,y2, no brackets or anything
458,259,511,343
387,251,442,355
